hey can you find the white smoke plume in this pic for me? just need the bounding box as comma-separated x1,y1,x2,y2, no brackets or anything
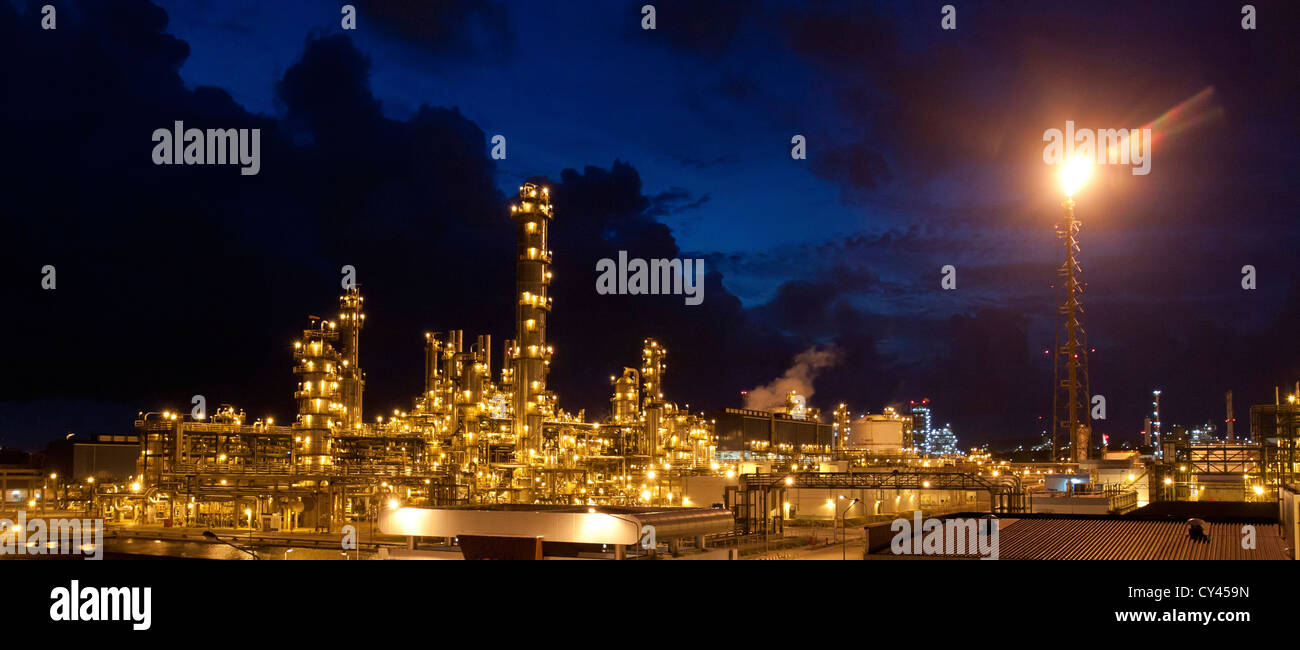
744,345,841,412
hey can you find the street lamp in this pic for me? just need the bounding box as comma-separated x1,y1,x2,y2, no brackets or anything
838,496,861,560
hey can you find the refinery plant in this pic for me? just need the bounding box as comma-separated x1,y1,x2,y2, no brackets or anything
9,180,1296,560
56,181,1007,551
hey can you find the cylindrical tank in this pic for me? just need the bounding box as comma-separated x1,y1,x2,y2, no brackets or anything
847,416,904,451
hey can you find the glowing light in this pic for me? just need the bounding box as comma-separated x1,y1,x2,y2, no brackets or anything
1058,155,1092,197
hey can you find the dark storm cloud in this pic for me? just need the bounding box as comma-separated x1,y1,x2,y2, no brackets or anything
646,187,711,220
673,153,739,169
353,0,514,63
1,2,514,446
808,139,893,200
629,0,751,60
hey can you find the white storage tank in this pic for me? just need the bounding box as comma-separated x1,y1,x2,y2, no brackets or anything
847,415,904,452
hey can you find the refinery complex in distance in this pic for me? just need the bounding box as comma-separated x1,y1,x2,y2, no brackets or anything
5,181,1298,561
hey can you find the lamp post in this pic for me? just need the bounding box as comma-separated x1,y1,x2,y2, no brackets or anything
838,496,860,560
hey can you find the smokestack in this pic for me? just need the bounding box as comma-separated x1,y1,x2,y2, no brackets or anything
1225,390,1234,442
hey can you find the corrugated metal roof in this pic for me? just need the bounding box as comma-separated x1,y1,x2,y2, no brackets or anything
992,518,1289,560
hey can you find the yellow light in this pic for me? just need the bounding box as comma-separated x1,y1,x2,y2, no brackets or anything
1163,477,1173,485
1058,155,1093,197
387,499,400,509
130,482,141,492
1253,485,1264,495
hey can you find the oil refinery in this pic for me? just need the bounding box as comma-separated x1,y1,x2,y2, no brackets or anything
13,182,979,557
6,181,1298,561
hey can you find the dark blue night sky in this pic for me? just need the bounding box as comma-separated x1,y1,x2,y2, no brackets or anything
2,0,1298,451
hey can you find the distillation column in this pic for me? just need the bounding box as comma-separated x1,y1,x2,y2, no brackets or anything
293,319,341,466
510,183,554,455
642,339,666,456
338,287,365,430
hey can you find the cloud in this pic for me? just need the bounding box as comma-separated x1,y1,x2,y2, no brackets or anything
630,0,751,61
354,0,515,63
808,139,893,200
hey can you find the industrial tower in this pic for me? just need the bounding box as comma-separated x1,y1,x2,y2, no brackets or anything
338,287,365,430
1151,389,1163,453
642,339,666,455
293,317,341,466
1052,193,1092,462
509,182,554,455
1225,390,1235,442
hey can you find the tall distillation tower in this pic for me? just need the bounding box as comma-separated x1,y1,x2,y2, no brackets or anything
1052,173,1092,463
642,339,667,455
509,182,554,455
337,287,365,430
293,318,341,465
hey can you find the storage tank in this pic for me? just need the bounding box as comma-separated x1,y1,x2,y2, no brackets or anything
847,415,904,452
